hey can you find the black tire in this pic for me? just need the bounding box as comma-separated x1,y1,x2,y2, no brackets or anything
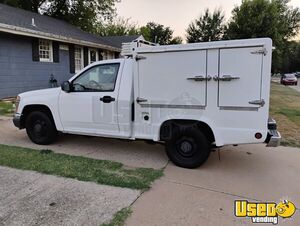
165,127,210,168
25,111,57,145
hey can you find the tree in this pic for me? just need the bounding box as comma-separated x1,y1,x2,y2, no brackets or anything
45,0,117,33
186,9,226,43
226,0,300,72
280,41,300,72
169,36,183,44
0,0,118,33
226,0,300,42
0,0,46,12
140,22,182,45
0,0,18,7
97,17,140,36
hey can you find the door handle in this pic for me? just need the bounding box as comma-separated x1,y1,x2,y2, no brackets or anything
100,96,115,103
213,75,240,81
187,76,212,81
249,99,265,107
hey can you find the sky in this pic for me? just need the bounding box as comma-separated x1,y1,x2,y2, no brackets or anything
116,0,300,39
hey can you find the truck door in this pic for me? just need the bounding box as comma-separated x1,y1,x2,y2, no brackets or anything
217,47,265,110
137,50,207,108
59,63,122,135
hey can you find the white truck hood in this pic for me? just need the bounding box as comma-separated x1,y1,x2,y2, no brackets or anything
19,87,61,99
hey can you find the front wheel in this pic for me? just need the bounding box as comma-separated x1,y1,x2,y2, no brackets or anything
165,127,210,168
25,111,57,145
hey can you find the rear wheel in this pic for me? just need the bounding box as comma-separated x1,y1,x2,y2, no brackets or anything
165,127,210,168
25,111,57,145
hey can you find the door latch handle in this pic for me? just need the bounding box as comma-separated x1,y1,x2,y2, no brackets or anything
136,97,148,103
249,99,265,107
187,76,212,81
100,96,115,103
213,75,240,81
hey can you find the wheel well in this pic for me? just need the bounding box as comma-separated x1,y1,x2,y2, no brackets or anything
160,120,215,143
21,105,55,128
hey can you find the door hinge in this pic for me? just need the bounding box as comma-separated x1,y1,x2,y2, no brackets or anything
251,48,267,56
135,55,147,61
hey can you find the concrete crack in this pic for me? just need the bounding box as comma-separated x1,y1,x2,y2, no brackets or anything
164,179,263,202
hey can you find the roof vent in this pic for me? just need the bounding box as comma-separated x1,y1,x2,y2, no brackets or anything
31,18,36,27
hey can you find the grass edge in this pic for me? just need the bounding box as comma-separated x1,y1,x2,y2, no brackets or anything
100,207,132,226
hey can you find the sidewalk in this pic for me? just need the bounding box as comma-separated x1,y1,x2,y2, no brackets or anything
0,166,140,226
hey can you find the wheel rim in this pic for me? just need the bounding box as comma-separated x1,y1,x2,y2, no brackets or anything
176,138,196,158
32,119,48,138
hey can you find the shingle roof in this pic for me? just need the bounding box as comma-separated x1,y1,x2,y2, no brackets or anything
0,3,140,51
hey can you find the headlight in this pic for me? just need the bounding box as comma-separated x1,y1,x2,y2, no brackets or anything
15,96,20,113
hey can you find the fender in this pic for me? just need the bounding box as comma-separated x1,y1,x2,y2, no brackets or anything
156,116,224,146
17,88,63,131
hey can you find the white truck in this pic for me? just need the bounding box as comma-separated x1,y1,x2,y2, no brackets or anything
13,38,281,168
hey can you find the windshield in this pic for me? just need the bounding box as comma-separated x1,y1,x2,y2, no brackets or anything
285,74,296,78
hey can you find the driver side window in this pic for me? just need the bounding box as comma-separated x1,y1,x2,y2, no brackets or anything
72,63,120,92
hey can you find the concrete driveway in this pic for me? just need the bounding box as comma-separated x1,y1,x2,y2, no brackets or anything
1,117,300,225
126,144,300,226
0,117,168,169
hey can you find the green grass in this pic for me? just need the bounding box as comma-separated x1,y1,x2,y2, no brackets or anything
276,108,300,123
101,208,132,226
0,101,14,116
0,144,163,190
270,83,300,148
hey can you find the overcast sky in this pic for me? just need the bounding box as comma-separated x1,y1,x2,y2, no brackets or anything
116,0,300,39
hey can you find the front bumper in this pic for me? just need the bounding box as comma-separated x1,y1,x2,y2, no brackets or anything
13,113,23,129
265,118,281,147
282,81,297,85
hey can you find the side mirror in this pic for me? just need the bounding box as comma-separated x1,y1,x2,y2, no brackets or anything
61,81,71,92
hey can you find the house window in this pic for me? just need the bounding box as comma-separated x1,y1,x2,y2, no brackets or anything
75,46,84,72
89,48,98,64
39,39,53,62
102,51,114,60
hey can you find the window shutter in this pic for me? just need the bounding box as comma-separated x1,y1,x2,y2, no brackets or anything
53,41,60,63
32,38,39,62
98,49,103,61
69,44,75,74
84,47,89,66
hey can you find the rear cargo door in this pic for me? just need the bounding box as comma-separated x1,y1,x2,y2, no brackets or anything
137,50,207,108
218,47,265,110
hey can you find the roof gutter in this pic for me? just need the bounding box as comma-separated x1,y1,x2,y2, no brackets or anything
0,23,121,52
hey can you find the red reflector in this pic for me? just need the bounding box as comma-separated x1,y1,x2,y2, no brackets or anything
255,133,262,139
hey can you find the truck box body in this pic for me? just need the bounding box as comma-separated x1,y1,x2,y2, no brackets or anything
129,38,272,146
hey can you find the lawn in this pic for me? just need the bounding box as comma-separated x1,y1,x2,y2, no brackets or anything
0,144,163,190
0,101,14,116
269,82,300,148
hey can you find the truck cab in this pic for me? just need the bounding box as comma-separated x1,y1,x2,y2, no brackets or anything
13,38,281,168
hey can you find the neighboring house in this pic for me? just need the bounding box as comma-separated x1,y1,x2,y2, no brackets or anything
0,3,143,98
